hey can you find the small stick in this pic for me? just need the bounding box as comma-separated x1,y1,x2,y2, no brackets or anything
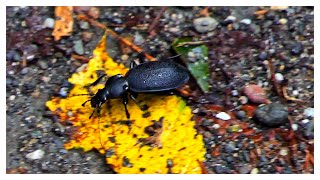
148,7,168,33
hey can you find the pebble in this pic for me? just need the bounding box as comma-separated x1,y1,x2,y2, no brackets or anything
216,112,231,121
250,168,259,174
225,15,236,22
228,125,242,132
225,142,236,153
213,165,231,174
231,90,239,96
21,67,29,75
24,44,39,61
301,119,309,124
279,148,288,156
292,90,299,96
26,149,45,160
275,73,284,83
258,52,268,60
193,17,218,33
291,123,298,131
239,164,252,174
133,32,145,45
80,21,90,29
242,151,250,162
82,32,93,42
254,102,288,127
212,124,220,129
279,18,288,25
303,108,314,117
303,120,314,139
291,43,303,55
169,27,180,33
59,87,68,97
236,111,246,120
243,84,269,104
239,96,248,104
88,7,100,19
43,18,55,29
73,40,84,55
121,54,129,61
240,19,252,25
38,60,48,69
9,95,16,101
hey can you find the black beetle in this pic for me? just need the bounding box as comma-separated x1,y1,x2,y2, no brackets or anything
82,60,190,119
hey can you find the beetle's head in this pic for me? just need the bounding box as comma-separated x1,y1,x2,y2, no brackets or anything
90,89,109,108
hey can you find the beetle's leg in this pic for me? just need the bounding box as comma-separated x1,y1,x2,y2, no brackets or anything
85,74,107,87
129,92,148,111
122,94,130,119
89,109,95,119
129,60,139,69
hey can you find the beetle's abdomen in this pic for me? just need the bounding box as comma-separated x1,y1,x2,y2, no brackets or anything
126,61,189,92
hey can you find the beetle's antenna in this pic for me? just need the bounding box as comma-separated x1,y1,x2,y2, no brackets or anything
166,53,182,60
71,93,92,97
85,74,108,87
82,100,91,106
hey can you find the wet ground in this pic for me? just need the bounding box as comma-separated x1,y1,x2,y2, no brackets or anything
6,6,314,174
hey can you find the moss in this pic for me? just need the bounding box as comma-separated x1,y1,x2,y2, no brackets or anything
46,31,206,174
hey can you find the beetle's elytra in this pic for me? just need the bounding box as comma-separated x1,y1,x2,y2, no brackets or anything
126,60,189,92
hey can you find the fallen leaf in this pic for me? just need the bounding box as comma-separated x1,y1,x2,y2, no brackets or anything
52,6,74,41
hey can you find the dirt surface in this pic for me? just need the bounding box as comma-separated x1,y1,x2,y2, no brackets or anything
6,6,314,174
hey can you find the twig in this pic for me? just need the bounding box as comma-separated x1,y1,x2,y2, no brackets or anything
148,7,168,34
175,41,210,47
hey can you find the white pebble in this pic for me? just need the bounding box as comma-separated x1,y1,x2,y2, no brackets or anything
26,149,45,160
291,124,298,131
212,124,220,129
43,18,55,29
302,119,310,124
251,168,259,174
192,108,199,114
240,19,251,25
303,108,314,117
279,148,288,156
231,90,238,96
292,90,299,96
275,73,284,83
279,18,288,25
216,112,231,121
9,95,16,101
225,15,236,22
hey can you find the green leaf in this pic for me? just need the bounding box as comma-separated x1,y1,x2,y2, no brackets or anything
172,38,210,93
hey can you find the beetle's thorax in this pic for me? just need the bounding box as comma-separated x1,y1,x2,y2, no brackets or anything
105,74,129,99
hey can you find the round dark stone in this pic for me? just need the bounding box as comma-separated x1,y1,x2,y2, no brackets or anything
302,120,314,139
224,142,236,153
213,165,231,174
254,102,288,127
258,51,268,60
291,43,303,55
236,110,247,120
238,164,252,174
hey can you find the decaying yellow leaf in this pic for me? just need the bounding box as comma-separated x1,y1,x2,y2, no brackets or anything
46,31,206,174
52,6,74,41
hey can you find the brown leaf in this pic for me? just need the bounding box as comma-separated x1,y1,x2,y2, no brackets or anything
52,6,74,41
